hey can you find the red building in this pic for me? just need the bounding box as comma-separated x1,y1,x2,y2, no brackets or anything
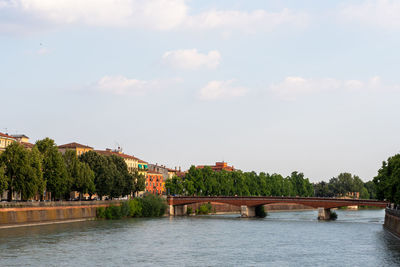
196,162,235,172
146,171,165,195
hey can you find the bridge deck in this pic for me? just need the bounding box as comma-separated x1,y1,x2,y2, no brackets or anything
167,196,388,209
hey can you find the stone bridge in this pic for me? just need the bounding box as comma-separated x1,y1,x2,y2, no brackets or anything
167,196,388,220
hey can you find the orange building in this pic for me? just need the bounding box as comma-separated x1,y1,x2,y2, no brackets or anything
146,171,165,195
196,161,235,172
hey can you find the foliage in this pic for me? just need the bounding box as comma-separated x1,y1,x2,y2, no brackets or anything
141,193,167,217
35,138,69,200
132,170,145,196
374,154,400,204
0,164,8,196
165,167,314,197
314,173,374,199
96,195,167,220
196,203,213,215
330,211,338,220
255,205,267,218
186,206,193,215
63,150,95,199
0,142,44,200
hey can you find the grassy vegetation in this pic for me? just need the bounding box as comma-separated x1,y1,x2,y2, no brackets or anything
330,211,338,220
96,194,167,220
195,203,213,215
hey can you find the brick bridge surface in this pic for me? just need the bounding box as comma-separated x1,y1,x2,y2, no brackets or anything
167,196,388,209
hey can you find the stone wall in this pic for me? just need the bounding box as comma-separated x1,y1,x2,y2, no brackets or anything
384,208,400,238
0,201,121,227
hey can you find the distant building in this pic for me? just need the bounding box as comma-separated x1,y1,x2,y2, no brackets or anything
138,159,148,177
11,134,34,150
58,142,93,156
196,161,235,172
0,132,16,153
95,149,139,174
146,171,165,195
148,164,182,181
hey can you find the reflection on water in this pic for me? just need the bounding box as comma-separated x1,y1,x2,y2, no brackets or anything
0,209,400,266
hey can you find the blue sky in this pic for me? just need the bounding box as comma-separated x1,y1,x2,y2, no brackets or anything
1,0,400,182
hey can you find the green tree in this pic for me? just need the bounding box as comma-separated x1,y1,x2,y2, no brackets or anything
374,154,400,204
364,181,376,199
133,171,145,196
35,138,69,200
0,164,8,196
64,150,95,199
0,143,43,200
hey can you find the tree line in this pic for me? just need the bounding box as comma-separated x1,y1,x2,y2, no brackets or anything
313,173,375,199
0,138,145,201
166,166,314,197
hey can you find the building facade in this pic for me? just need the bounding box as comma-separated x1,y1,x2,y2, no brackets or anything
196,161,235,172
146,171,165,195
96,149,139,174
0,132,16,153
58,142,93,156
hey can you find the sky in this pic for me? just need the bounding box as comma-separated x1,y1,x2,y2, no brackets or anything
1,0,400,182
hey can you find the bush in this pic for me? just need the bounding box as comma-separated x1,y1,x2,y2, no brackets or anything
330,211,338,220
96,207,106,219
255,205,267,218
187,206,193,215
120,201,130,217
127,198,142,217
196,203,213,215
141,194,167,217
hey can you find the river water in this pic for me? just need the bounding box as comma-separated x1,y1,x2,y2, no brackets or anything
1,209,400,266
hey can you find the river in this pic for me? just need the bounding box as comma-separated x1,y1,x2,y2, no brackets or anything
1,209,400,266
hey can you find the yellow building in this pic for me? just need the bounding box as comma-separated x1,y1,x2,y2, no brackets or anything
58,142,93,156
95,149,139,174
11,134,34,150
138,159,148,177
0,132,16,153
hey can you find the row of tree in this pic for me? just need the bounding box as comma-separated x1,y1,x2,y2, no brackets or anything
166,166,314,197
313,173,375,199
0,138,145,201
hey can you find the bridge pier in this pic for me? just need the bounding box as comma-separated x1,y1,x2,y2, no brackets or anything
169,205,187,216
241,205,256,218
318,208,331,220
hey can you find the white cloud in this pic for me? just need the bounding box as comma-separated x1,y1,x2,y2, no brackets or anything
269,76,398,100
95,75,160,95
199,80,248,101
185,8,309,33
0,0,308,33
340,0,400,30
162,49,221,70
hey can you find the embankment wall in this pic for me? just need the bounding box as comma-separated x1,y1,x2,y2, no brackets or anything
384,208,400,238
0,201,121,227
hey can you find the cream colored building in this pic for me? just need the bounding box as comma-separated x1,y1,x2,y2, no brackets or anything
0,132,16,153
95,149,139,174
58,142,93,156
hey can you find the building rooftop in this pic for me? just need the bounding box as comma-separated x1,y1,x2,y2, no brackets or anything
95,149,139,160
58,142,93,149
11,134,29,139
147,170,162,175
0,132,16,140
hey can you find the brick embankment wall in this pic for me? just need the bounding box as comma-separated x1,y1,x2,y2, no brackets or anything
0,201,122,227
384,209,400,238
186,202,314,213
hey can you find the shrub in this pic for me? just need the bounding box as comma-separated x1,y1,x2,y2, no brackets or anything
255,205,267,218
330,211,338,220
120,201,130,217
96,207,106,219
127,198,142,217
187,206,193,215
196,203,213,215
141,194,167,217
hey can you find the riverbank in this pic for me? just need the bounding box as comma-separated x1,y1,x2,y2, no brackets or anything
0,200,121,228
